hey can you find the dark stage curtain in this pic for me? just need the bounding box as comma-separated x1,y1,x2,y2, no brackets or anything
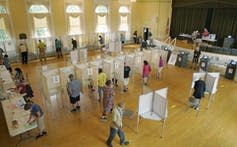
210,8,237,47
170,8,208,38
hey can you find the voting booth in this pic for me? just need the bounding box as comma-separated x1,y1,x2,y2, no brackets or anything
102,58,114,81
41,69,61,100
143,50,152,64
134,51,143,75
59,66,75,92
125,53,135,82
70,50,79,64
137,88,168,138
79,48,88,63
190,72,220,109
114,56,125,84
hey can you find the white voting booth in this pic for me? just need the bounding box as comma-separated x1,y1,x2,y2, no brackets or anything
143,50,152,64
70,50,79,64
103,58,114,80
125,53,135,82
114,56,125,83
190,72,220,109
41,69,61,100
79,48,87,63
137,88,168,138
134,51,143,75
75,63,89,93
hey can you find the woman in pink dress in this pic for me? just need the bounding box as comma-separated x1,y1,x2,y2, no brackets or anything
143,60,151,85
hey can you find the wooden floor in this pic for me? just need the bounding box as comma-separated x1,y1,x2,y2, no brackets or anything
1,42,237,147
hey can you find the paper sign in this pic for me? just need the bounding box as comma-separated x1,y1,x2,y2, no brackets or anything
88,68,93,76
53,75,60,83
42,65,47,71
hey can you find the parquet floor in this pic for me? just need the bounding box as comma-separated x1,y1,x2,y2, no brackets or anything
1,42,237,147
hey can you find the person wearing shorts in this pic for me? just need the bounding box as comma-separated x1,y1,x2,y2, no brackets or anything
123,63,131,92
67,74,81,112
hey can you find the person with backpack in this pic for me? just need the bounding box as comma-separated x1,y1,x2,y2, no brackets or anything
192,77,206,110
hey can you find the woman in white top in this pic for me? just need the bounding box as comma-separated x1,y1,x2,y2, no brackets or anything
19,43,28,64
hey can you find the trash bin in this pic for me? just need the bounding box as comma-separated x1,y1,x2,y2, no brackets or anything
175,51,189,68
199,56,210,72
225,60,237,80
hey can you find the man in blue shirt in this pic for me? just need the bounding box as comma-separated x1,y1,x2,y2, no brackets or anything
24,102,47,139
67,74,81,112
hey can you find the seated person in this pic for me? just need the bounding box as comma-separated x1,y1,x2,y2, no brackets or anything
202,28,209,37
14,67,25,84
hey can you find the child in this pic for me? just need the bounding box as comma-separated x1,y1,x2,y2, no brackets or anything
3,54,12,74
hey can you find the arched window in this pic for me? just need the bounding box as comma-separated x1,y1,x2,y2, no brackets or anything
66,5,82,13
29,5,49,13
66,5,82,35
95,5,108,33
28,5,50,38
0,5,10,41
0,5,7,14
119,6,130,32
119,6,129,13
95,5,108,13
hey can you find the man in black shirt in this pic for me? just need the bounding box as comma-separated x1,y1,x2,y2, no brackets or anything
192,46,201,70
123,63,131,92
71,38,77,50
192,77,206,110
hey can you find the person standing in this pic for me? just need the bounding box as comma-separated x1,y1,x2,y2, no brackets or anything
55,38,63,58
98,68,106,102
133,30,138,44
24,102,47,139
100,80,115,121
192,77,206,110
106,102,129,147
157,56,164,79
38,40,46,61
71,38,77,50
192,45,201,70
123,63,131,92
67,74,81,112
143,60,151,85
19,43,28,64
3,54,12,73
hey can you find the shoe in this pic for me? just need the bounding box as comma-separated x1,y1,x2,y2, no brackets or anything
42,131,47,136
35,134,44,139
100,116,107,122
70,108,77,112
121,141,129,145
76,106,80,110
123,89,127,92
194,107,199,110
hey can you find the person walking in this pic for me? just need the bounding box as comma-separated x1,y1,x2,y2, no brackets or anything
100,80,115,121
106,102,129,147
38,40,46,61
67,74,81,112
98,68,106,102
55,38,63,58
24,102,47,139
123,63,131,92
18,43,28,64
143,60,151,85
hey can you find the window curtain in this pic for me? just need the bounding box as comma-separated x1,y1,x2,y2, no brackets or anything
210,8,237,47
170,8,208,38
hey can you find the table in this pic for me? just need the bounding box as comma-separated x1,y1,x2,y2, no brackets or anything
0,65,37,145
1,96,37,137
